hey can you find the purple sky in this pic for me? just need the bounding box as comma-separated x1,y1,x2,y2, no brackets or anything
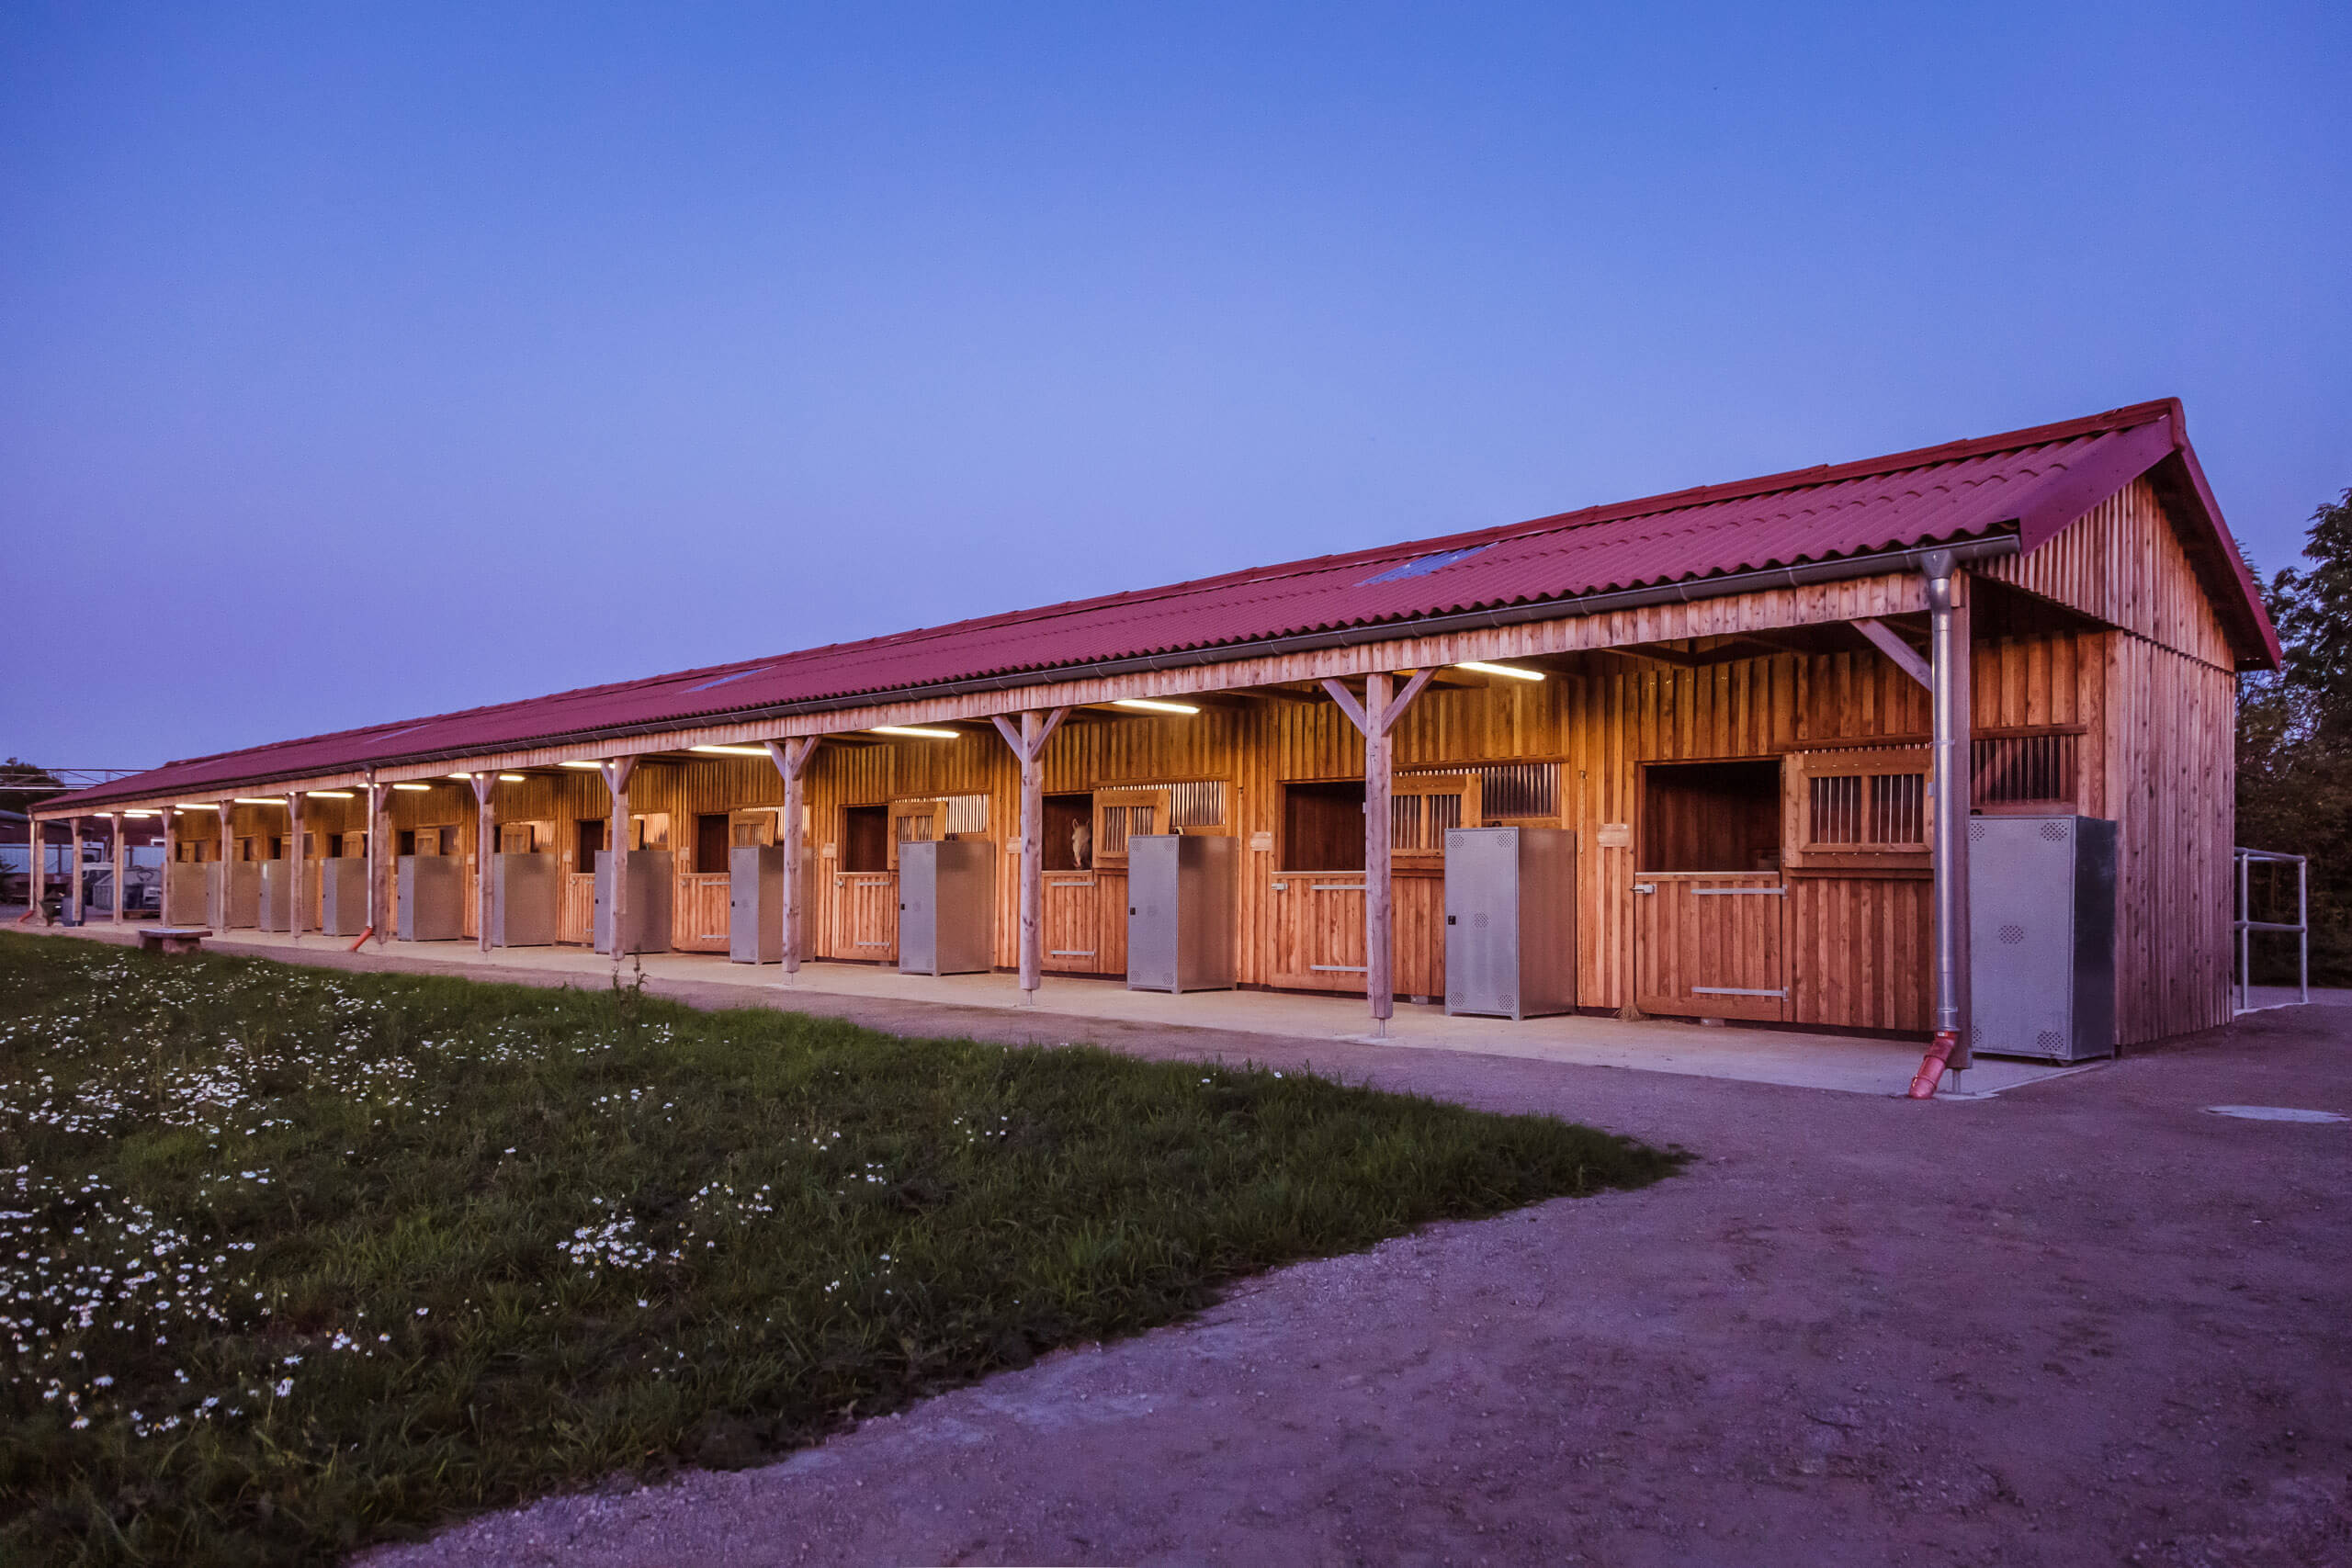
4,2,2346,771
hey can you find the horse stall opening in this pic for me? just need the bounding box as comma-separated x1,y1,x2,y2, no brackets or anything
1634,759,1789,1021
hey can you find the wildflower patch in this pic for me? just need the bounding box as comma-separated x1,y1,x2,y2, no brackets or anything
0,933,1680,1565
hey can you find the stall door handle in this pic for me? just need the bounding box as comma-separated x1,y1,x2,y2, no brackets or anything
1634,883,1657,895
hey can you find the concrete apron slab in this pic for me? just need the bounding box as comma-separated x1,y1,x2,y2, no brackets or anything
22,923,2085,1100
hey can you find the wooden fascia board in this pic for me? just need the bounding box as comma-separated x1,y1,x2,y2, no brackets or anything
2146,446,2282,670
36,771,381,818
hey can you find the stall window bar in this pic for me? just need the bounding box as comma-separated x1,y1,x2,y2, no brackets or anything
1807,773,1927,848
1100,805,1155,857
1973,732,2077,806
1169,781,1227,829
1399,761,1558,818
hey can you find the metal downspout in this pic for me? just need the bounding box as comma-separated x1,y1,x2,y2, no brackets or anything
1911,550,1972,1097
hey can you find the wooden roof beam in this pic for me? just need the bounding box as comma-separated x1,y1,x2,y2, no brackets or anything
1853,618,1932,690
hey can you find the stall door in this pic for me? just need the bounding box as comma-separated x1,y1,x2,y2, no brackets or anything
1634,874,1789,1021
834,872,898,962
1043,873,1105,974
1269,874,1370,993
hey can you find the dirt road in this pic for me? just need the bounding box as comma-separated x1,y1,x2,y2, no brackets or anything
338,994,2349,1565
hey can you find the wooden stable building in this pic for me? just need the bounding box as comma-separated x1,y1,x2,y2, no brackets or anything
34,400,2278,1060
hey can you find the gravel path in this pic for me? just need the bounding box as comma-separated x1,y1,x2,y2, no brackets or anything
314,988,2349,1565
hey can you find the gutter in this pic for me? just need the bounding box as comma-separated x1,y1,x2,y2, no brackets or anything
44,535,2023,810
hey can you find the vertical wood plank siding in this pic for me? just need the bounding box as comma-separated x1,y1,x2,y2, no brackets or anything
275,619,2205,1043
174,483,2230,1047
1982,474,2240,1041
1980,478,2235,669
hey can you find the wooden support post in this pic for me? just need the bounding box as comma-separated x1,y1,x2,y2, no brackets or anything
989,707,1071,1001
1363,674,1395,1024
66,816,83,925
763,738,823,982
369,777,392,946
27,812,44,924
154,812,169,925
1318,669,1435,1030
218,799,234,928
601,757,639,962
469,773,497,953
109,814,125,924
287,793,305,941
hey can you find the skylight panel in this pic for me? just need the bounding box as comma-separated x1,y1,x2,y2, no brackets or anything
1354,545,1493,587
685,665,773,694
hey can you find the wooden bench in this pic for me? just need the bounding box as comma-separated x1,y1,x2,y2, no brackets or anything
139,927,213,955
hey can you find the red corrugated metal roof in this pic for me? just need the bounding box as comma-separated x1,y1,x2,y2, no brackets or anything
45,399,2277,812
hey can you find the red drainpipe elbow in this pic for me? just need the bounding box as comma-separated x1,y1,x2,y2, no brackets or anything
1908,1031,1959,1100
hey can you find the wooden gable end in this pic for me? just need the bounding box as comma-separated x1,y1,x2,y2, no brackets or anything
1980,475,2237,671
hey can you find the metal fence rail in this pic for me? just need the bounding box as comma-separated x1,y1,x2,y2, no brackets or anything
2233,846,2308,1014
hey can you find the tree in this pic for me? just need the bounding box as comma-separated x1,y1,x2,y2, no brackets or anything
0,758,64,814
2238,487,2352,982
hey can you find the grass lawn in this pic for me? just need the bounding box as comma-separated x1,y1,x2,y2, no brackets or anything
0,932,1681,1565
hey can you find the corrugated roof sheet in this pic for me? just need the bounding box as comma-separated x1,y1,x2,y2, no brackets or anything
45,399,2277,812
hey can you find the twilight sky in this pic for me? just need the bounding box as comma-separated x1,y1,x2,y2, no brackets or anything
4,2,2346,770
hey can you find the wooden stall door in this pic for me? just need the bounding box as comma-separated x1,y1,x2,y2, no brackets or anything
834,872,898,962
1043,872,1108,975
675,876,730,953
1093,870,1128,978
1634,874,1789,1021
1269,874,1370,993
560,874,594,944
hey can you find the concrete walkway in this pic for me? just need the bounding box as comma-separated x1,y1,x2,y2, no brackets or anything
25,919,2085,1099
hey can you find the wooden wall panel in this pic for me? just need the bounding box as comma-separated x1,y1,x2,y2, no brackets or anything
2100,637,2235,1045
1789,874,1932,1032
1982,477,2236,669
